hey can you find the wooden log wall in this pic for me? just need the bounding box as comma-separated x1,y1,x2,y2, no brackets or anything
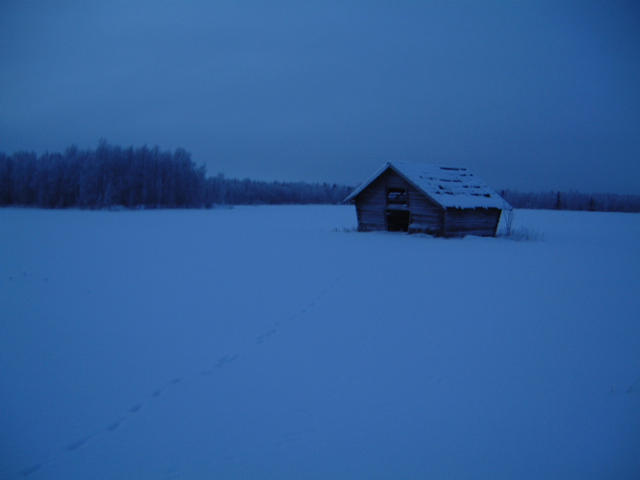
443,207,501,237
355,173,387,231
407,185,443,234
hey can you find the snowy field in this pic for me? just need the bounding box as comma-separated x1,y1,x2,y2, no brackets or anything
1,205,639,479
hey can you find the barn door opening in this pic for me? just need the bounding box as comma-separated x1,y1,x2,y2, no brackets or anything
386,209,410,231
386,187,409,231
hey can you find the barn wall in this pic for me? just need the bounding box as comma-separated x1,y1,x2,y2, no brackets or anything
443,208,501,237
355,172,389,231
355,168,443,232
407,185,443,234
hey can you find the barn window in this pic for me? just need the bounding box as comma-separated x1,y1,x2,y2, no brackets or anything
387,187,408,205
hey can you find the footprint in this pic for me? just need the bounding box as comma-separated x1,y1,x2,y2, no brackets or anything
215,356,227,367
164,467,181,480
275,427,317,447
215,354,238,368
170,377,182,385
21,463,43,477
129,403,142,413
256,329,277,344
66,436,91,452
152,388,163,398
107,418,124,432
200,369,214,376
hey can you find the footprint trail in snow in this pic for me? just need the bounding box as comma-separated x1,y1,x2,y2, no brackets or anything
12,274,345,479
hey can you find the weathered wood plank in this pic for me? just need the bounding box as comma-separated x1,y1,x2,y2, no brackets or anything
443,208,500,236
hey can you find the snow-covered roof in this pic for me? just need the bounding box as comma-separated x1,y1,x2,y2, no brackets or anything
344,161,512,210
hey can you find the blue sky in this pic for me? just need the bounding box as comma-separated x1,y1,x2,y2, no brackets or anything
1,0,639,192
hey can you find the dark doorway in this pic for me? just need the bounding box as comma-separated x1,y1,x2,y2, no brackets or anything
386,209,410,231
386,187,410,231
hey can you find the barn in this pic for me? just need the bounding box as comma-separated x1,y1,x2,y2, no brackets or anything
344,161,511,237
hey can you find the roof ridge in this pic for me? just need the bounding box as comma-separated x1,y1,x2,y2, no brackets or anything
344,161,511,210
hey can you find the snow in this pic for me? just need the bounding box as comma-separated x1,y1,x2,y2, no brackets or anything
345,161,511,210
1,206,639,479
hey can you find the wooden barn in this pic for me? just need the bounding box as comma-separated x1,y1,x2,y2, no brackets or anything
344,161,511,237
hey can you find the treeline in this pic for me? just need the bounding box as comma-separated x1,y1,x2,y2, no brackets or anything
500,189,640,213
1,143,638,212
0,142,351,208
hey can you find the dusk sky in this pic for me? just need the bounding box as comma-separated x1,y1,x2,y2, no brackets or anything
1,0,639,193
